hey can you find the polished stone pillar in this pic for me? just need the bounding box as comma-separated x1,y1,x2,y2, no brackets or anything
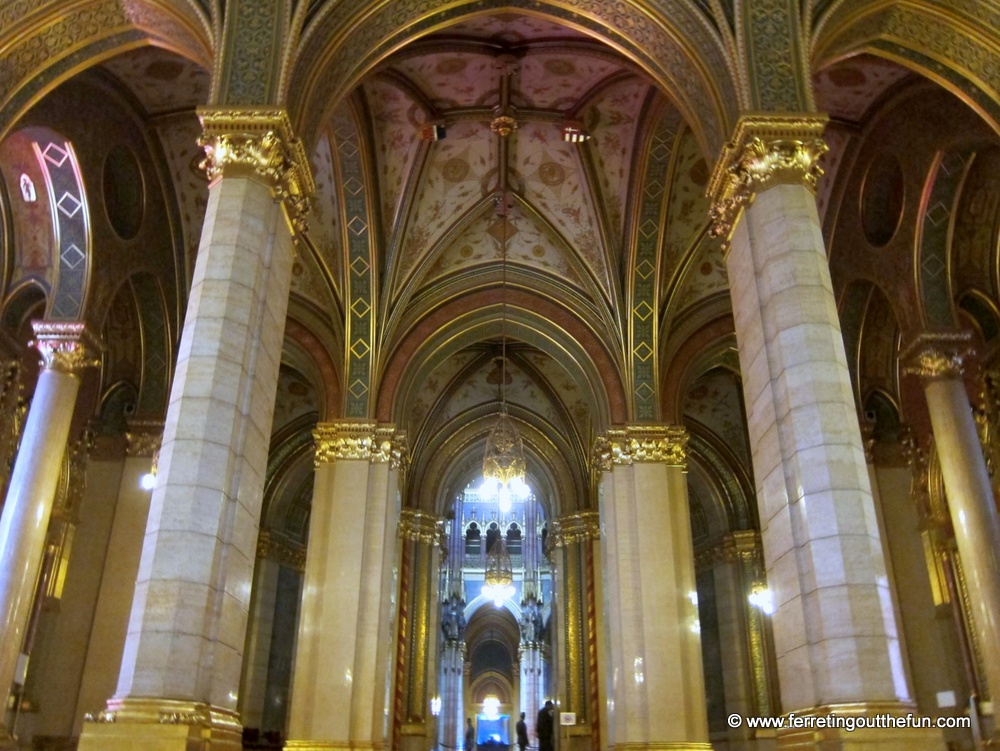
439,642,465,751
593,426,710,750
0,322,98,745
549,511,600,751
75,424,161,727
396,509,445,751
286,423,406,750
905,333,1000,730
709,115,943,749
698,531,777,750
78,109,312,751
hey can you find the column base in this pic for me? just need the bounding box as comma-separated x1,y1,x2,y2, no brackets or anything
0,725,15,751
285,743,384,750
775,704,947,750
612,744,713,750
77,698,242,751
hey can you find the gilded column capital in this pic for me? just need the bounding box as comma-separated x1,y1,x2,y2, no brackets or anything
398,508,446,547
256,530,307,572
707,114,829,248
902,330,974,380
313,422,407,466
548,511,601,547
30,321,101,373
592,425,688,470
198,107,315,234
125,419,164,458
695,530,762,570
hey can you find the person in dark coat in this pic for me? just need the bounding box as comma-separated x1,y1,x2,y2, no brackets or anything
536,701,554,751
516,711,529,751
465,717,476,751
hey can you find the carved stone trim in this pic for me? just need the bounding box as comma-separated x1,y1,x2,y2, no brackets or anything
902,330,974,380
707,114,829,248
399,507,445,547
30,321,101,373
198,107,315,233
313,422,408,466
549,511,601,547
592,425,688,470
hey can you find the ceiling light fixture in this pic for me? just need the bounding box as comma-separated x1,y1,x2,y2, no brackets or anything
482,55,527,517
562,121,591,143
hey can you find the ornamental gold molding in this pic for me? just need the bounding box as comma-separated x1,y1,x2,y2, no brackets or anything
84,698,241,734
256,530,307,572
592,425,688,470
695,530,762,570
313,422,408,467
901,330,974,380
707,115,829,248
399,507,446,547
125,420,163,458
549,511,601,547
30,321,101,373
198,107,315,233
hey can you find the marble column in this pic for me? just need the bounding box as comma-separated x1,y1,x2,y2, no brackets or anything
709,115,943,748
0,321,98,745
396,509,445,751
286,423,406,750
904,332,1000,731
439,642,465,751
78,109,312,751
593,426,710,751
549,511,600,750
699,531,777,749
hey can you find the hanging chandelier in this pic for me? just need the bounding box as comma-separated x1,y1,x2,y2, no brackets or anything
482,56,528,514
481,199,527,512
482,537,515,607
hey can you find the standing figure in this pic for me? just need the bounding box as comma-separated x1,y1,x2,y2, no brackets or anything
536,700,554,751
465,717,476,751
516,711,529,751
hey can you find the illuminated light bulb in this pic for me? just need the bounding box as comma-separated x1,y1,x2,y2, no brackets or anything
140,473,156,490
498,484,512,513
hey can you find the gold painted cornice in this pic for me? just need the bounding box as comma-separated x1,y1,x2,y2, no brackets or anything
399,508,446,547
549,511,601,547
313,422,408,467
30,321,101,373
198,107,315,233
902,330,974,380
707,114,829,248
592,425,688,470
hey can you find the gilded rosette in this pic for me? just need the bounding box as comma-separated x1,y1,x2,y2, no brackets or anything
30,321,101,373
592,425,688,470
707,114,829,247
198,107,315,233
901,330,973,380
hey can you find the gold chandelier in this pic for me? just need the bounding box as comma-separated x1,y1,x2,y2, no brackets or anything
482,56,527,508
483,537,515,607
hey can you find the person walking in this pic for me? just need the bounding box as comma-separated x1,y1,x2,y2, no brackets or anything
465,717,476,751
536,701,554,751
516,711,529,751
